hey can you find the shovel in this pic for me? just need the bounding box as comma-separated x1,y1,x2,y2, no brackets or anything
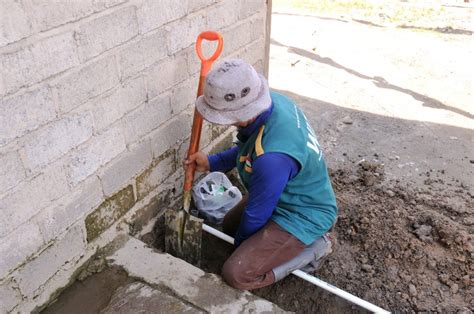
165,31,224,266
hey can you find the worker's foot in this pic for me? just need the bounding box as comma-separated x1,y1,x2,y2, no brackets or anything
272,233,335,281
300,233,334,273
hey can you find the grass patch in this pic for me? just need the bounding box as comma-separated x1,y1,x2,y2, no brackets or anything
273,0,449,26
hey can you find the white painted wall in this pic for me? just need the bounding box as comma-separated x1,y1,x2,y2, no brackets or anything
0,0,268,311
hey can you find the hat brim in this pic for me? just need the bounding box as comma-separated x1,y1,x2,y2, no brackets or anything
195,74,271,125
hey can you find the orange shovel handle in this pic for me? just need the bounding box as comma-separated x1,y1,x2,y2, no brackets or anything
196,31,224,64
184,31,223,192
196,31,224,94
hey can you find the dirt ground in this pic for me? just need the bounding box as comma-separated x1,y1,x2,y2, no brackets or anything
44,1,473,313
197,1,474,313
198,162,473,313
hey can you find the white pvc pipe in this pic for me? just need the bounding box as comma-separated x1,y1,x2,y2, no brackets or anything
291,270,390,314
202,224,390,314
203,223,235,244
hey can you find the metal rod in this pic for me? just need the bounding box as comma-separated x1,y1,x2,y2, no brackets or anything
202,223,390,314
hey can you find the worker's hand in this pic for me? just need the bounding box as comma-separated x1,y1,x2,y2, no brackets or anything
183,151,210,172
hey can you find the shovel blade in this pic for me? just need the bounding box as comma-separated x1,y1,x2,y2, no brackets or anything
165,209,203,267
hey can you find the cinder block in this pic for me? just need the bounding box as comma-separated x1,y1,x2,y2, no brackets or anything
53,56,120,113
199,122,231,153
206,0,239,30
34,177,103,243
21,112,94,173
95,0,127,9
239,0,265,19
209,123,230,143
146,55,188,99
67,126,126,186
0,0,32,47
91,76,147,132
243,38,265,66
128,188,173,235
0,222,44,279
167,14,207,54
0,280,21,313
136,0,187,34
118,28,168,79
85,185,135,241
250,16,266,42
221,15,264,59
123,94,172,144
0,87,56,147
208,130,234,155
198,120,212,149
175,137,190,171
28,0,127,32
76,6,139,61
0,151,25,195
0,72,5,96
252,59,264,73
30,1,95,32
136,150,176,200
14,250,93,314
0,162,69,238
148,110,192,158
170,75,199,115
1,32,79,94
188,0,217,13
185,46,201,76
13,223,86,298
227,14,264,54
99,140,153,196
221,21,253,58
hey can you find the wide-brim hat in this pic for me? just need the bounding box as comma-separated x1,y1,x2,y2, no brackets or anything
195,59,272,125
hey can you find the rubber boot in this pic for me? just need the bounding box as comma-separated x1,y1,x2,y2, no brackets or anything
272,234,332,282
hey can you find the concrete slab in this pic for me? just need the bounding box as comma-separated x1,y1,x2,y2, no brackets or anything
107,236,286,313
102,281,202,314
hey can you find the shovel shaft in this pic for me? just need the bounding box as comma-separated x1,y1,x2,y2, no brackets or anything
183,32,223,194
183,109,203,192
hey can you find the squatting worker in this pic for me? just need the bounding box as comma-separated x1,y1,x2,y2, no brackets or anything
184,59,338,290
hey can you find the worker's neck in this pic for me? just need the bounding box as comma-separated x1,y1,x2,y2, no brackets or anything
235,118,256,128
237,104,273,139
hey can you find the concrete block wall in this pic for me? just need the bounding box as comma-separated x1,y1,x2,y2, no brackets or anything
0,0,268,312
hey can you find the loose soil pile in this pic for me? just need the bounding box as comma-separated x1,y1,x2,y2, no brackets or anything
169,162,473,313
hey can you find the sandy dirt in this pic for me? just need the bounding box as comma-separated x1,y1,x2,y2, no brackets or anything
197,161,472,313
197,2,474,313
44,2,473,313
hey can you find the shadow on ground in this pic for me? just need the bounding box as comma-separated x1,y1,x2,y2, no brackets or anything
198,89,472,313
271,39,474,120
